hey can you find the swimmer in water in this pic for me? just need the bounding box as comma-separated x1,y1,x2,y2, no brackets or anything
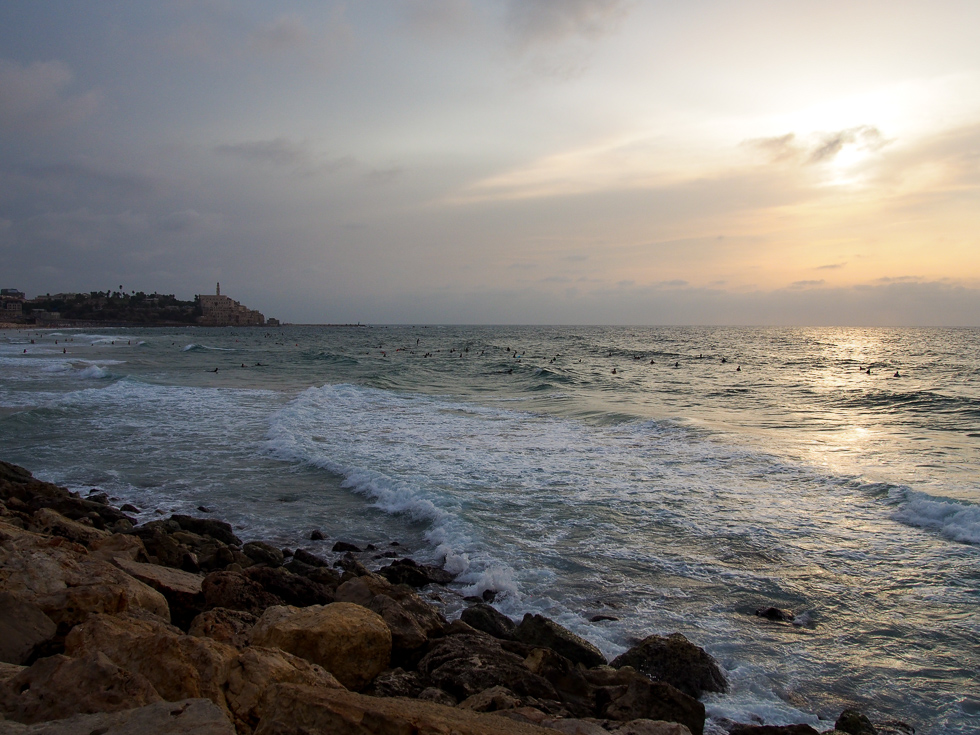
894,370,900,377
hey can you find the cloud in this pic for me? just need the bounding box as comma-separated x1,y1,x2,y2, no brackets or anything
213,138,354,175
246,11,353,68
0,59,100,133
816,263,846,270
402,0,472,36
744,125,888,166
789,279,825,288
505,0,629,48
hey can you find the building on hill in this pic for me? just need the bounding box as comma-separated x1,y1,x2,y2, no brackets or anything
197,283,267,326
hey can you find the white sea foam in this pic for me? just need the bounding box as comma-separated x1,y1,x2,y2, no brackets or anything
890,487,980,544
77,364,110,379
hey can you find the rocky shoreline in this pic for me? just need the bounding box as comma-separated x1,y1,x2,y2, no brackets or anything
0,460,904,735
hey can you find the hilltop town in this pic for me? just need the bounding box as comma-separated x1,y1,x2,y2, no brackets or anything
0,284,278,328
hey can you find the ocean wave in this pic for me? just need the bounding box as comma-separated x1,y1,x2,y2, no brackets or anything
889,487,980,544
182,343,234,352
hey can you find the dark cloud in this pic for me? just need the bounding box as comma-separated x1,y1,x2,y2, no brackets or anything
0,59,100,133
505,0,630,47
789,279,825,288
816,263,846,270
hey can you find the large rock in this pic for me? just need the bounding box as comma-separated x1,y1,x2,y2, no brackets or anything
201,571,282,615
64,612,237,716
524,646,596,717
729,726,820,735
170,515,242,547
89,533,150,563
243,566,333,608
514,614,607,669
835,709,877,735
27,508,110,547
113,557,205,629
376,558,455,587
599,676,705,735
242,541,284,568
188,608,257,649
0,521,171,631
610,722,693,735
223,645,344,730
0,594,56,665
0,651,162,724
249,602,391,690
610,634,726,699
253,683,568,735
0,698,236,734
0,464,133,530
417,631,559,702
460,603,518,640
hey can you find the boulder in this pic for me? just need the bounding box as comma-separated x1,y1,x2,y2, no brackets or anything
0,594,56,665
609,633,726,700
223,645,343,730
28,508,110,547
417,631,559,702
0,698,236,735
201,571,282,615
524,646,595,717
0,466,132,530
332,541,361,553
333,574,395,607
188,608,257,649
64,613,238,716
252,683,565,735
0,522,171,631
418,686,457,706
249,603,391,691
291,548,328,567
755,607,795,623
242,541,284,568
599,677,705,735
835,709,877,735
89,533,149,563
514,614,607,669
170,515,242,547
113,557,205,629
243,566,333,607
460,603,518,640
0,651,162,724
376,558,455,587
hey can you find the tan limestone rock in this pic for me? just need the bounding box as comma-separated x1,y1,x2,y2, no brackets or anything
224,645,344,731
0,698,236,734
249,602,391,691
0,651,162,724
253,683,575,735
188,608,257,649
89,533,149,563
27,508,111,548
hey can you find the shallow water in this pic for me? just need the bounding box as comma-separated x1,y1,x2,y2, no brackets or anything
2,324,978,733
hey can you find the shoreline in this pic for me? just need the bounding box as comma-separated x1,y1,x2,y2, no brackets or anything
0,459,904,735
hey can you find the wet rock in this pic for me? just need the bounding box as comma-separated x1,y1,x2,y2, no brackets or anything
197,506,212,513
367,667,426,698
377,557,455,587
0,698,236,735
514,614,607,669
188,608,257,649
460,603,517,640
836,709,877,735
610,633,726,699
201,571,282,615
120,503,140,513
599,677,705,735
291,548,328,567
417,631,559,702
243,566,334,608
242,541,284,568
591,615,620,622
309,529,324,541
113,557,205,630
332,541,361,553
524,646,595,717
170,514,242,547
610,721,693,735
0,594,57,665
253,683,559,735
755,607,795,623
0,651,162,725
249,602,391,691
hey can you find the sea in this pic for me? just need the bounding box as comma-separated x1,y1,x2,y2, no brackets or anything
1,324,978,734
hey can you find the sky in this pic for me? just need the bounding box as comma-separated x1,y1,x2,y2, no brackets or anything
1,1,979,326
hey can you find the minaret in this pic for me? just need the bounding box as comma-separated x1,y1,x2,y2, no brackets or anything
216,282,220,296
